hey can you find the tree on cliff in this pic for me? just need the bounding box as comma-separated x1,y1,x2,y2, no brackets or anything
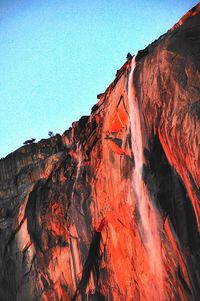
23,138,36,145
126,52,132,59
48,131,54,137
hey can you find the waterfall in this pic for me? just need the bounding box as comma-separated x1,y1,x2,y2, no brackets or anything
128,55,164,299
71,143,83,205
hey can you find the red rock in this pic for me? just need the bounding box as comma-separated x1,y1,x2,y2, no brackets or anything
0,4,199,301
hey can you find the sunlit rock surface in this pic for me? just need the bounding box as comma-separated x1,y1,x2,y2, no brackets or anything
0,4,199,301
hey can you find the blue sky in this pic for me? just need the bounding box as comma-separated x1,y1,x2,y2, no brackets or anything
0,0,198,158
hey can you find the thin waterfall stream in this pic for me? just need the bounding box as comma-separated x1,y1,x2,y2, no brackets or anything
128,55,164,299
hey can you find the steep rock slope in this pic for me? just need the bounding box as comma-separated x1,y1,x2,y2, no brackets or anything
0,4,199,301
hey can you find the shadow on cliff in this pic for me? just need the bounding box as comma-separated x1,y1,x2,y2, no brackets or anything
142,133,200,299
72,230,105,301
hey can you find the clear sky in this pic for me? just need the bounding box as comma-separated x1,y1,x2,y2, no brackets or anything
0,0,198,158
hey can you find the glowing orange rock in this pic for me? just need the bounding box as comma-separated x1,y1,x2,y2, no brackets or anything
0,4,199,301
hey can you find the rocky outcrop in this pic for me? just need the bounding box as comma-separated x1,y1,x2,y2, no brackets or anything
0,4,199,301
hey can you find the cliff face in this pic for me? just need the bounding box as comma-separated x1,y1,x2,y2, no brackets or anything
0,4,200,301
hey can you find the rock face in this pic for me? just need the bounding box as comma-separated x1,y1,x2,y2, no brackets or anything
0,4,200,301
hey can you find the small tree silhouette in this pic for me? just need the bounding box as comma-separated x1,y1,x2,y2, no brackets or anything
48,131,54,137
23,138,36,145
126,52,132,60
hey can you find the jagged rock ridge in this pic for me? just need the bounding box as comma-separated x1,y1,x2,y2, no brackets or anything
0,4,199,301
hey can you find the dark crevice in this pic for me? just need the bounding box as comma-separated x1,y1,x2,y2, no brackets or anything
191,100,200,120
188,171,200,200
143,134,199,251
116,95,129,118
116,95,124,108
41,275,49,290
72,231,104,301
23,254,36,278
25,181,46,254
87,292,105,301
177,265,192,296
142,133,200,297
86,136,99,158
104,136,122,148
122,97,129,116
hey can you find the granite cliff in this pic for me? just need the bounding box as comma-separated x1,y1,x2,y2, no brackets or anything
0,4,200,301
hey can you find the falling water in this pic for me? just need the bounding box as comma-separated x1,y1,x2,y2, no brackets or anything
71,143,83,215
71,143,83,204
70,143,84,287
128,55,164,299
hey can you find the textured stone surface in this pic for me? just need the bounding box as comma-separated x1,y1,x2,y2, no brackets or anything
0,4,199,301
